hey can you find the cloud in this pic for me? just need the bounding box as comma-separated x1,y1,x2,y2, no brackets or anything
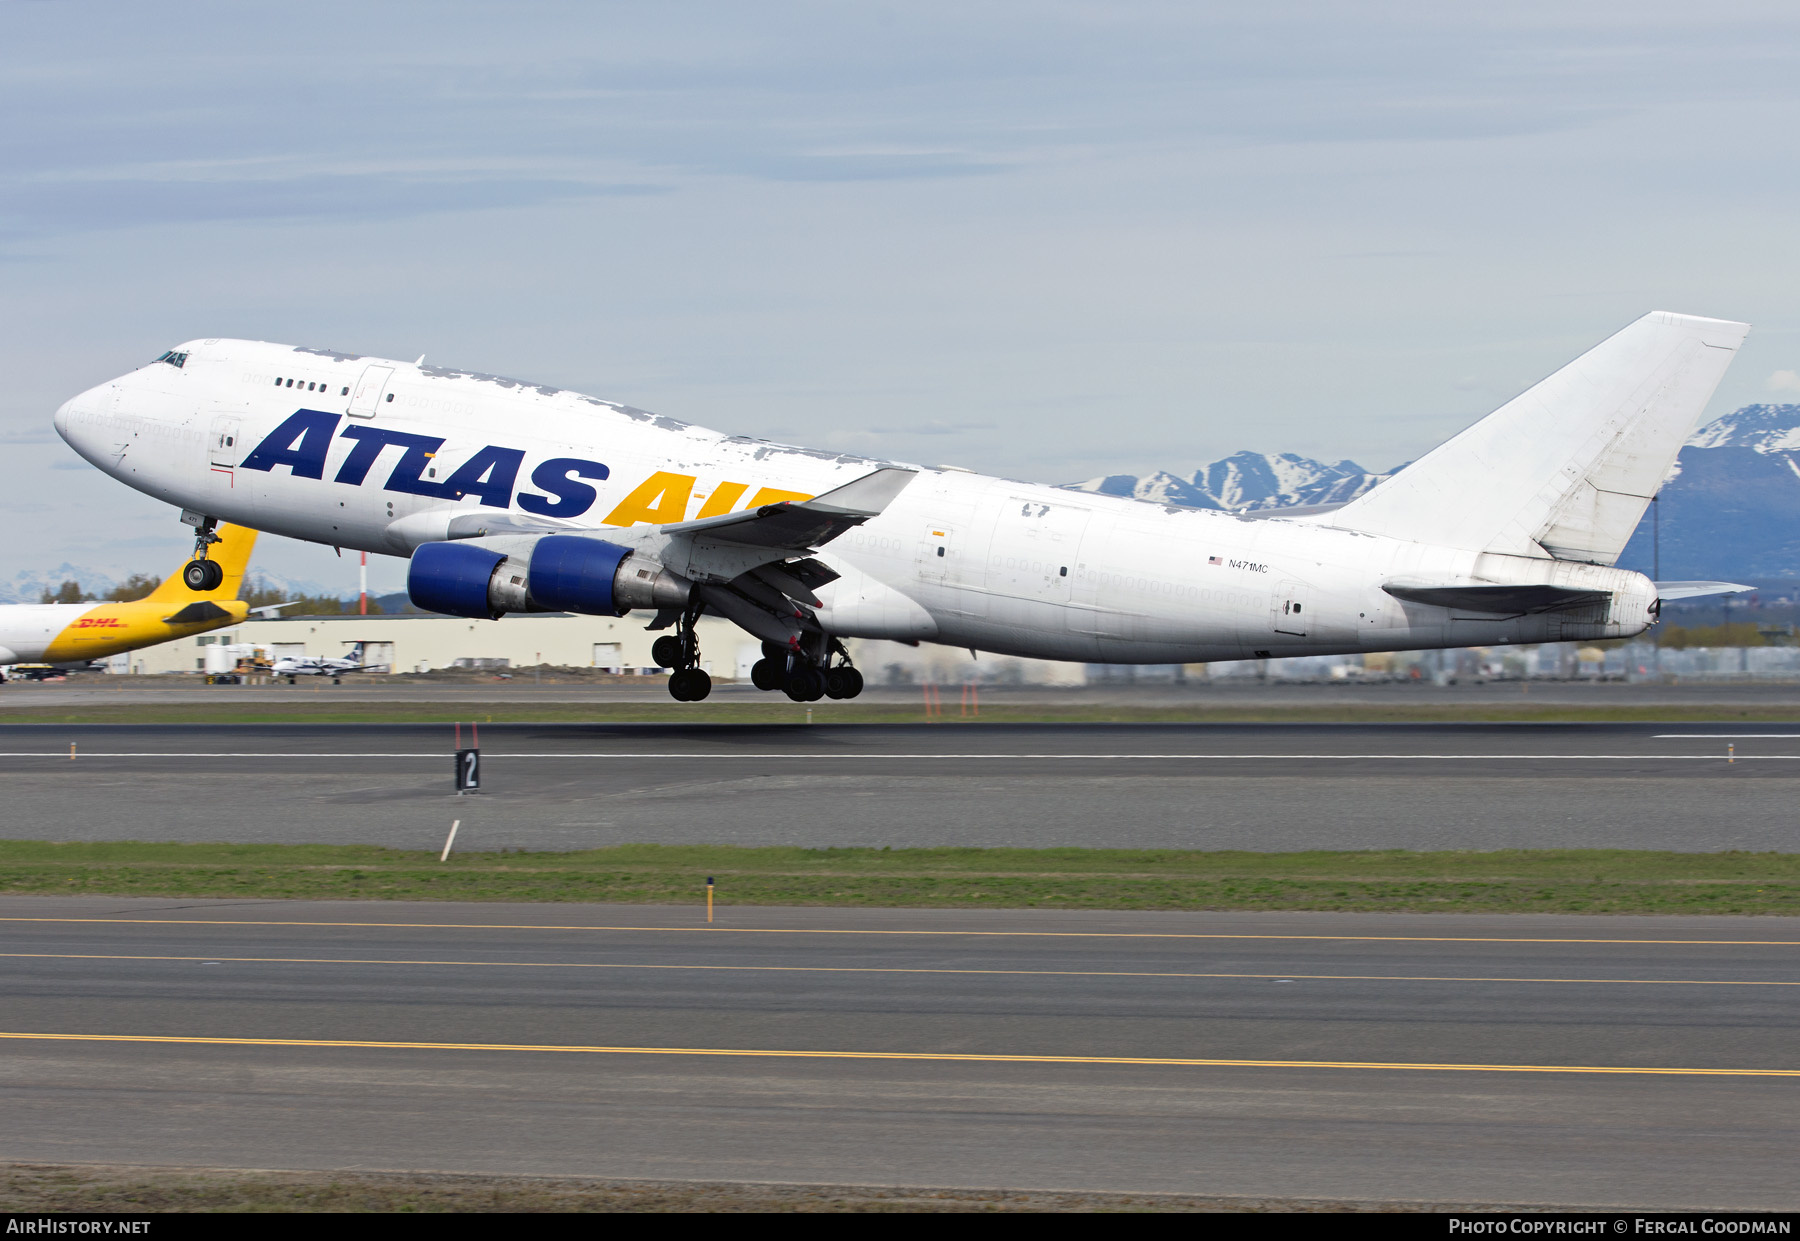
2,172,667,237
866,420,997,436
1766,371,1800,393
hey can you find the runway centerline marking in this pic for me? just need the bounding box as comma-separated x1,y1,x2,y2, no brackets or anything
3,951,1791,987
4,917,1794,947
2,1030,1794,1077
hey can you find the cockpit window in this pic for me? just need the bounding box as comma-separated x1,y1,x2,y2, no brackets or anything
155,350,188,369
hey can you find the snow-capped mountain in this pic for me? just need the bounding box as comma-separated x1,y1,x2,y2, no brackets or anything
1613,405,1800,580
1067,451,1396,511
1063,405,1800,580
1684,404,1800,453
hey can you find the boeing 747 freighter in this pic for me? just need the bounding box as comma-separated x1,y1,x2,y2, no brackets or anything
54,313,1748,700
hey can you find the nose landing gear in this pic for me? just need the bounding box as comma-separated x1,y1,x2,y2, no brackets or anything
182,516,224,592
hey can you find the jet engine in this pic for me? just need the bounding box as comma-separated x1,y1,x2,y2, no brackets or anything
407,534,691,620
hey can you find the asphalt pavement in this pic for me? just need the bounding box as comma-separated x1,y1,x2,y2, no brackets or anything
0,897,1793,1207
0,721,1797,850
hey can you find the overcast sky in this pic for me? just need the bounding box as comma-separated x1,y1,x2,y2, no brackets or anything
7,1,1800,591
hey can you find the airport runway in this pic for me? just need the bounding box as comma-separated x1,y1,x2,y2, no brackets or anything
0,721,1798,851
0,896,1793,1207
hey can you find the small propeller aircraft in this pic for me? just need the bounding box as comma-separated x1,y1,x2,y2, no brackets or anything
270,641,389,680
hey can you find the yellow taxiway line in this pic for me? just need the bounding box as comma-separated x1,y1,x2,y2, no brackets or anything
1,917,1794,947
0,1030,1794,1077
0,951,1791,988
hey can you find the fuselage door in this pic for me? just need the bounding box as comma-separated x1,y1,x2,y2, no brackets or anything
207,415,242,467
1273,581,1310,636
991,498,1090,604
917,525,957,583
347,365,395,419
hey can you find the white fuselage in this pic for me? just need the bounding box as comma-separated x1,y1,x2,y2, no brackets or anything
54,339,1656,663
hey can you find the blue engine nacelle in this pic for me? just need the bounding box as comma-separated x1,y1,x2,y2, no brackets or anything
407,542,509,619
408,535,689,619
526,536,633,615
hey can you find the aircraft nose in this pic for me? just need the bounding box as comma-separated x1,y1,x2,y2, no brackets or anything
54,381,116,464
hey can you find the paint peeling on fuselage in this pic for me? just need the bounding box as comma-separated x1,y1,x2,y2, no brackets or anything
733,437,888,468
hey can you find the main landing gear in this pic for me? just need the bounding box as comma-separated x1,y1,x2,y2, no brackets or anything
750,638,863,702
182,517,224,592
653,606,712,701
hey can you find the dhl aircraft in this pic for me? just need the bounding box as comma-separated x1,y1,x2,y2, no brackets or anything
53,313,1750,701
0,523,257,672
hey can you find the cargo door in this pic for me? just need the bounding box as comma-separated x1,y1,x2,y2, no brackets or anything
990,498,1090,605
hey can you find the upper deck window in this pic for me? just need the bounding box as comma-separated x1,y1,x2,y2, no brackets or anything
155,350,188,369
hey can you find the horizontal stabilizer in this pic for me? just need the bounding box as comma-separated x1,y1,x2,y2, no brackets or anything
1383,581,1612,615
161,600,235,625
1654,580,1753,601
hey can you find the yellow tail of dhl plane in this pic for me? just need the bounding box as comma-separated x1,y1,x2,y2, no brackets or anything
0,524,259,666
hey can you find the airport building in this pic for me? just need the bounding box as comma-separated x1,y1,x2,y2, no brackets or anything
113,610,1091,685
108,610,1787,687
117,611,761,678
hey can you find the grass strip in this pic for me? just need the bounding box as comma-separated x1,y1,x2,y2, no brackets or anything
0,1164,1500,1213
2,842,1796,915
6,700,1800,725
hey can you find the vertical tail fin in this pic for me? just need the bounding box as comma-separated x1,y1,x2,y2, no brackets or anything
1323,312,1749,564
145,523,259,602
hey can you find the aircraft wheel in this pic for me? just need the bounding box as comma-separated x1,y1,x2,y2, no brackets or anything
651,636,684,669
182,559,222,591
750,658,784,692
825,667,863,699
784,668,825,702
668,668,712,701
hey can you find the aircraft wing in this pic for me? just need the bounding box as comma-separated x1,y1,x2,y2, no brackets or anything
428,466,918,554
654,467,919,549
